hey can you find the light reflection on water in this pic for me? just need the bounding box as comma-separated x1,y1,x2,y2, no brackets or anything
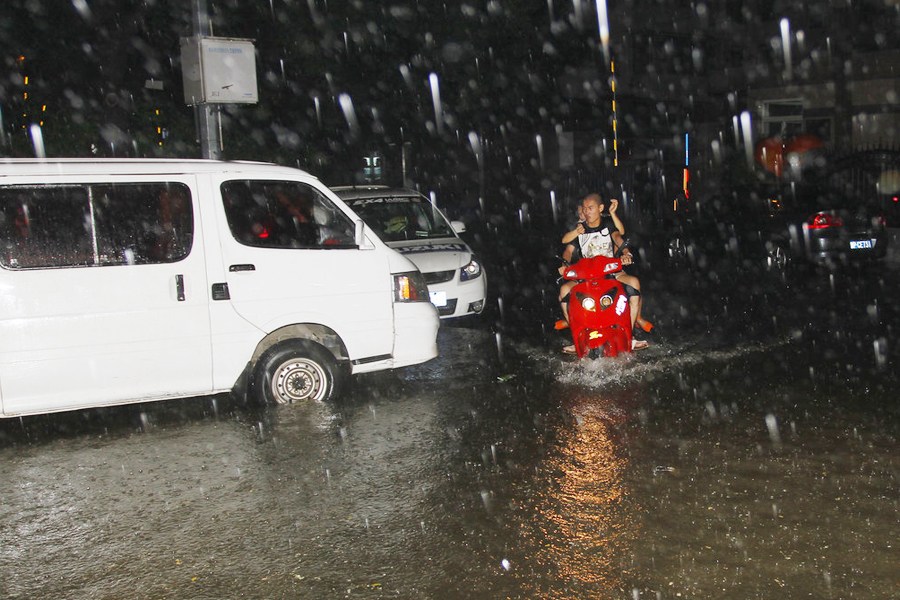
515,392,637,597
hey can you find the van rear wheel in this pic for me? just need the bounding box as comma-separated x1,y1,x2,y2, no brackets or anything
254,341,342,404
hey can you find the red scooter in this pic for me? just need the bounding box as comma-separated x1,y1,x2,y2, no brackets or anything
556,255,633,358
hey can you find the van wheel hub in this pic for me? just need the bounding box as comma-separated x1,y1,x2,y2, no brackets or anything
272,359,327,403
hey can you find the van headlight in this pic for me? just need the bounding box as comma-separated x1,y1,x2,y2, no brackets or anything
460,258,482,281
393,271,430,302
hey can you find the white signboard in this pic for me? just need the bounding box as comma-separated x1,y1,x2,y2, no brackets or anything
181,36,258,105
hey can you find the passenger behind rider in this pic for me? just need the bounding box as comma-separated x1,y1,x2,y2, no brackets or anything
561,196,625,245
558,193,651,351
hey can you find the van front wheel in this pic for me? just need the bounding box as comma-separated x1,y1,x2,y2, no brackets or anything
254,341,342,404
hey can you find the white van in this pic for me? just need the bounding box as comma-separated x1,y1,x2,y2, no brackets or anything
333,186,487,319
0,159,439,418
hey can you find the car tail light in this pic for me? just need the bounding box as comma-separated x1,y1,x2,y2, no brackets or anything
807,212,844,229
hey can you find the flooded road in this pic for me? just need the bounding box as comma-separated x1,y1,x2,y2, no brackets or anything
2,266,898,599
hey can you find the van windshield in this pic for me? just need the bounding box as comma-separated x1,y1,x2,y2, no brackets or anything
345,195,455,242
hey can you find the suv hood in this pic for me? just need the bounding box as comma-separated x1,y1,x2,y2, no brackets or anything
386,238,472,272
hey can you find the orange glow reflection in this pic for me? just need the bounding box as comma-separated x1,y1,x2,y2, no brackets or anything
518,393,638,596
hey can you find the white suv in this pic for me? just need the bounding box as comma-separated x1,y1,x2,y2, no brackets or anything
333,186,487,319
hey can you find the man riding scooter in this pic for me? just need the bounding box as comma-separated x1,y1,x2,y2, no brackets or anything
558,193,652,353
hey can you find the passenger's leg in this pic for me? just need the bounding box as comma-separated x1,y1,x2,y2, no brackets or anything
559,280,576,323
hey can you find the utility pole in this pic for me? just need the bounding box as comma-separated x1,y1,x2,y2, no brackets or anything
192,0,221,159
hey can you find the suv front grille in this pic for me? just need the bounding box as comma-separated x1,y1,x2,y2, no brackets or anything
424,269,455,285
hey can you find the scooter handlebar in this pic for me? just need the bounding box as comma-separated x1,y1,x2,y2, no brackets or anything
561,255,623,280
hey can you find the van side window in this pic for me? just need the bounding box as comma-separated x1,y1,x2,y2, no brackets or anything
0,183,193,270
93,183,193,264
221,180,356,249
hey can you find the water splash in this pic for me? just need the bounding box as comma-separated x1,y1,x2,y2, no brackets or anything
428,72,444,135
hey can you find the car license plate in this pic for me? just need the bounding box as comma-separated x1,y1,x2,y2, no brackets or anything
850,239,873,250
430,291,447,307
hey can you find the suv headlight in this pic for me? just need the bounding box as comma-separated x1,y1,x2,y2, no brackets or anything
460,257,482,281
393,271,430,302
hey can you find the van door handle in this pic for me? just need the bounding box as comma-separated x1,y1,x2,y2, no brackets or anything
229,264,256,272
175,274,186,301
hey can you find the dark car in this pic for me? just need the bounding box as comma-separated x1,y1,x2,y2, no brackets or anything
747,150,896,271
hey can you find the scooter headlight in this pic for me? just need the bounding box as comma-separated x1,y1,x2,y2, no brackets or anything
581,296,597,312
599,294,614,309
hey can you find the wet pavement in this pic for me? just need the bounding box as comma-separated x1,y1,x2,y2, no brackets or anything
1,263,898,599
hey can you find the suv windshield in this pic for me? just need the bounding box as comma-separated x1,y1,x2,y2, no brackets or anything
348,195,455,242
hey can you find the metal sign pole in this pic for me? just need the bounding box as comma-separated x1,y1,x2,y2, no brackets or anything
192,0,221,159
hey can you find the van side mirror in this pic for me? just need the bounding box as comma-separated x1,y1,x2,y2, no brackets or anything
450,220,467,234
355,219,375,249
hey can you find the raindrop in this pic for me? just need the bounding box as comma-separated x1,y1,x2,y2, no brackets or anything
324,468,331,483
399,64,414,90
535,134,544,170
72,0,92,19
595,0,610,63
139,412,151,431
313,96,322,127
501,558,511,571
550,190,558,224
874,337,887,369
490,444,497,464
739,111,753,167
780,18,793,79
765,413,781,445
468,131,483,168
29,124,45,158
495,331,504,363
338,93,360,138
428,72,444,135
